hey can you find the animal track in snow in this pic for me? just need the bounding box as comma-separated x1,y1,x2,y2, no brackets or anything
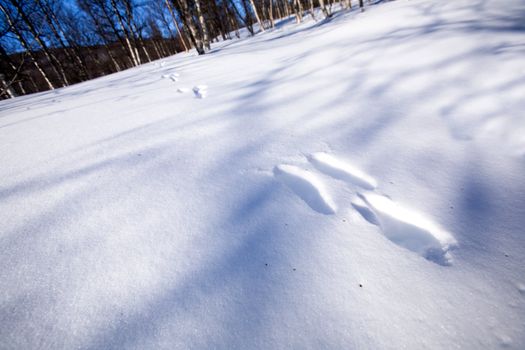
193,85,208,99
161,72,179,81
352,192,457,265
351,196,380,226
177,88,190,93
274,164,336,215
308,152,377,190
273,151,457,264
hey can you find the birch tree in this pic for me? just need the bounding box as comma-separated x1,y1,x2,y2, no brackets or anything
0,2,55,90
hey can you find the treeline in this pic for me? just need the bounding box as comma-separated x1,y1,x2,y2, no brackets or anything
0,0,363,99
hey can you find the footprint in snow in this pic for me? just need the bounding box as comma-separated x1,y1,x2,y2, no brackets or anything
352,192,457,266
193,85,208,99
161,72,179,81
308,152,377,190
274,151,458,265
177,87,190,93
273,164,336,215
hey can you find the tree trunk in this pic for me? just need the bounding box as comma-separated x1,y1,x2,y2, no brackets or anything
0,73,17,98
109,0,141,65
210,0,229,41
151,39,163,59
0,4,55,90
284,0,291,18
37,0,90,81
7,0,68,86
141,38,152,62
194,0,211,50
166,0,190,52
293,0,303,23
224,0,240,38
94,1,134,68
46,3,92,79
319,0,332,18
124,1,148,62
249,0,265,32
83,4,124,72
274,0,281,20
269,0,275,28
173,0,205,54
308,0,316,20
238,0,255,35
16,79,27,95
158,4,179,52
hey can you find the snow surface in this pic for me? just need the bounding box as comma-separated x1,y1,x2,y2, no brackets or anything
1,0,525,348
309,152,378,190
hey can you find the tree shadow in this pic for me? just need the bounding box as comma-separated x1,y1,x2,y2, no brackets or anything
1,0,525,347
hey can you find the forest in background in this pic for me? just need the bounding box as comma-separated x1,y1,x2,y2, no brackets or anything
0,0,364,99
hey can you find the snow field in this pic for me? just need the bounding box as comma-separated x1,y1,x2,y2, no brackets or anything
1,0,525,348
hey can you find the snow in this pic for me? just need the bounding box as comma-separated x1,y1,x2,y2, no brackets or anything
353,191,457,266
1,0,525,348
192,85,209,98
274,164,337,214
309,152,378,190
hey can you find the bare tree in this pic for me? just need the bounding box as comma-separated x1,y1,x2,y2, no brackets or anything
164,0,190,52
292,0,303,23
171,0,206,54
319,0,332,18
109,0,141,65
37,0,91,80
194,0,210,49
249,0,265,31
1,0,359,99
77,0,124,71
0,2,55,90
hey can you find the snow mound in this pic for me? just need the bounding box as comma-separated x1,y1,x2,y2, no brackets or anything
309,152,377,190
274,164,336,214
353,192,457,265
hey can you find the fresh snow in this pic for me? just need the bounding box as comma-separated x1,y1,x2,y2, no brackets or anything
1,0,525,349
274,164,337,214
352,191,457,266
309,152,378,190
